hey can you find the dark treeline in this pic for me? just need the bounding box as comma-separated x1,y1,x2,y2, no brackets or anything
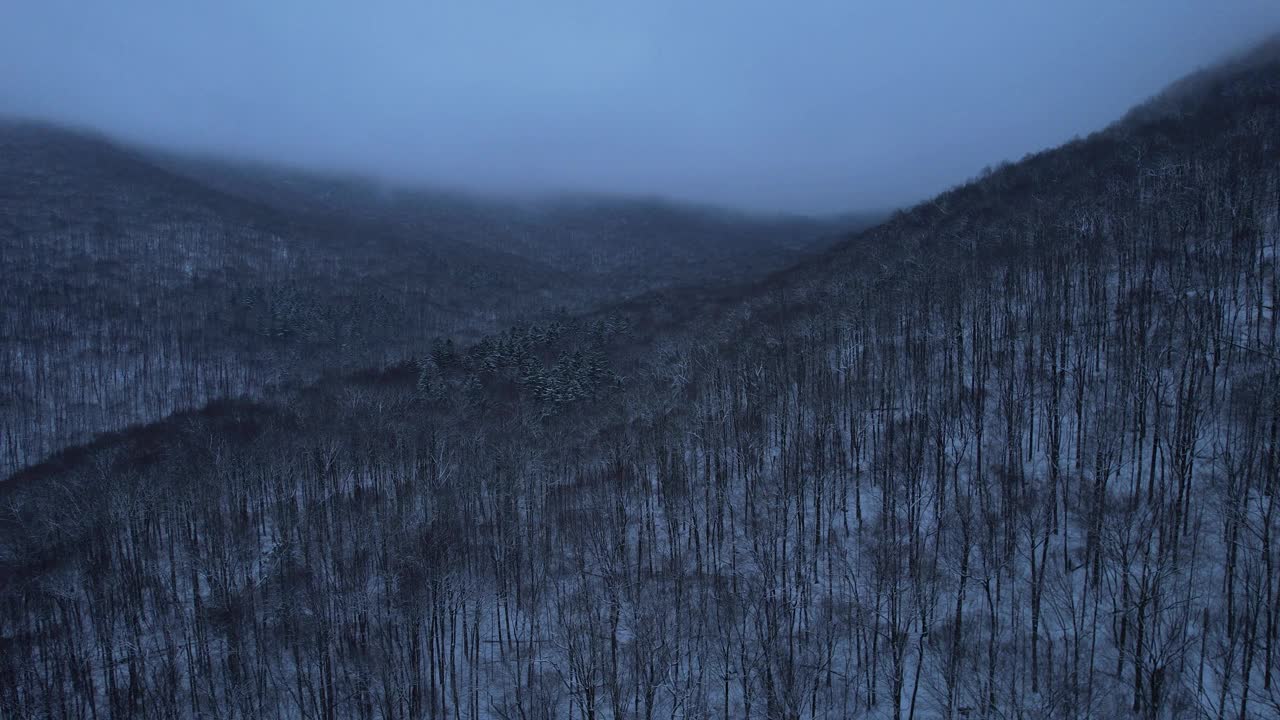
0,127,842,478
2,38,1280,720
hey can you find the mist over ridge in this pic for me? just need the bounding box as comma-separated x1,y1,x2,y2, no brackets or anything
4,1,1278,212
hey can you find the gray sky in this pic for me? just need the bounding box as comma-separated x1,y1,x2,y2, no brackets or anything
3,1,1278,214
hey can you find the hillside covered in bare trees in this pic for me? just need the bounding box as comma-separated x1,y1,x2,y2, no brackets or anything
2,33,1280,720
0,126,852,477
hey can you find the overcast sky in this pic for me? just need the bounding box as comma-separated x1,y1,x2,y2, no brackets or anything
3,1,1279,214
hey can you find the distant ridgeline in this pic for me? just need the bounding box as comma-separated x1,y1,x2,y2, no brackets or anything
0,123,844,478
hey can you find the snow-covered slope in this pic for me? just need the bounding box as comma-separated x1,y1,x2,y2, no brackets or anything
2,34,1279,720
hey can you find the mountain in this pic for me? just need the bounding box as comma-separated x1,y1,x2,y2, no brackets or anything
0,125,861,476
3,36,1280,720
159,154,853,285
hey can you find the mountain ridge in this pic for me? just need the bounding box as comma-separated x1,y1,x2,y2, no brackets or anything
1,121,865,476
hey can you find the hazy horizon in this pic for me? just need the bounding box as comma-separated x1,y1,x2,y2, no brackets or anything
4,1,1279,214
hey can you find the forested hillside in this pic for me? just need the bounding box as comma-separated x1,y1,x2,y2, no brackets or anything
162,155,845,286
2,36,1279,720
0,127,846,477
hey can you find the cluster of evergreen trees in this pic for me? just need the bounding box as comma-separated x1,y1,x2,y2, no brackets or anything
416,317,625,409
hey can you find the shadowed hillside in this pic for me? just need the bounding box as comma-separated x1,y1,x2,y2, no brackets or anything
0,127,860,476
